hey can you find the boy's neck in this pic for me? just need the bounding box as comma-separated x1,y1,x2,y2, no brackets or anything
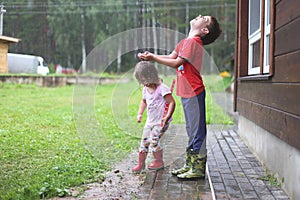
188,30,201,38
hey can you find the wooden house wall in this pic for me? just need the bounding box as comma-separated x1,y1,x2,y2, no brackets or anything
236,0,300,151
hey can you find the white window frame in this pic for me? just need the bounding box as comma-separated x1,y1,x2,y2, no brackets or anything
248,33,261,75
263,0,271,73
248,0,261,75
248,0,271,75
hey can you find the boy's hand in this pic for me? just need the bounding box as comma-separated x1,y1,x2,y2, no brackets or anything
138,51,153,61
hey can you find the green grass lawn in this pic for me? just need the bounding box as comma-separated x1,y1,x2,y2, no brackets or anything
0,75,233,199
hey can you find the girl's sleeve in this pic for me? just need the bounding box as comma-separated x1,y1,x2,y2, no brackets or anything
161,84,172,97
142,87,147,100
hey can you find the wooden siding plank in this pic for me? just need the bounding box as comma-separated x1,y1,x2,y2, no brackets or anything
276,0,300,30
275,17,300,56
234,0,240,112
237,0,248,77
237,98,300,151
237,82,300,116
273,50,300,82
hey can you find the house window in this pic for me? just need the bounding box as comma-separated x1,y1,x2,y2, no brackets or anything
248,0,272,75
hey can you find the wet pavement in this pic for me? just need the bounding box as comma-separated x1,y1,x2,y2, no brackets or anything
53,92,290,200
137,92,290,200
137,124,212,200
207,125,289,200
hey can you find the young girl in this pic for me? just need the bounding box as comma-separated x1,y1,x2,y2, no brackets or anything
138,15,222,179
132,61,175,173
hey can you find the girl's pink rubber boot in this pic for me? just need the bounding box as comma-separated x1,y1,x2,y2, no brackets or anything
148,150,164,170
132,151,147,173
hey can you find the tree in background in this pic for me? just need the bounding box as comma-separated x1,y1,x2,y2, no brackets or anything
3,0,236,74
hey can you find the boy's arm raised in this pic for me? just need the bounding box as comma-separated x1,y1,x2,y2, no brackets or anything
138,51,185,69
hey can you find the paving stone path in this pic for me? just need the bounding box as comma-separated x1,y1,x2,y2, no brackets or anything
52,92,290,200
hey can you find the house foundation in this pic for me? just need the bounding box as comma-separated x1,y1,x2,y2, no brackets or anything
238,115,300,200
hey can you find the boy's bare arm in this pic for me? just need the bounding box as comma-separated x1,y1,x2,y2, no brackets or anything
155,51,178,59
153,55,184,69
138,51,184,69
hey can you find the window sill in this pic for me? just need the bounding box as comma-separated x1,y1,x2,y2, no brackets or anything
238,74,272,81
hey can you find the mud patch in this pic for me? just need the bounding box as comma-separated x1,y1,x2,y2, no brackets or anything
51,152,146,200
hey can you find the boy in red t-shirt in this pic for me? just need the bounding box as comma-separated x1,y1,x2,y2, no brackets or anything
138,15,221,179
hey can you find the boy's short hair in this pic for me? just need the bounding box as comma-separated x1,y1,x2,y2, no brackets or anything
134,61,160,85
201,16,222,45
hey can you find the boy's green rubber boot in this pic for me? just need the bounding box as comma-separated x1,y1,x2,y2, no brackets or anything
177,154,207,179
171,150,192,175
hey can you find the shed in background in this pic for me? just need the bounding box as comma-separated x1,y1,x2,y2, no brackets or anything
0,35,20,73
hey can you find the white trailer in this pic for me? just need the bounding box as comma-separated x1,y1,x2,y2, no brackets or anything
7,53,49,75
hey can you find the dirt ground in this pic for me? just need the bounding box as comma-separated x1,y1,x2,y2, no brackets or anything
51,152,146,200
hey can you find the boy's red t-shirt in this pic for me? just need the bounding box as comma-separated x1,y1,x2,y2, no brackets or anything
174,37,204,98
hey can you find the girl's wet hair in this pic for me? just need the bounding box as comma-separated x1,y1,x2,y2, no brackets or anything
134,61,160,85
